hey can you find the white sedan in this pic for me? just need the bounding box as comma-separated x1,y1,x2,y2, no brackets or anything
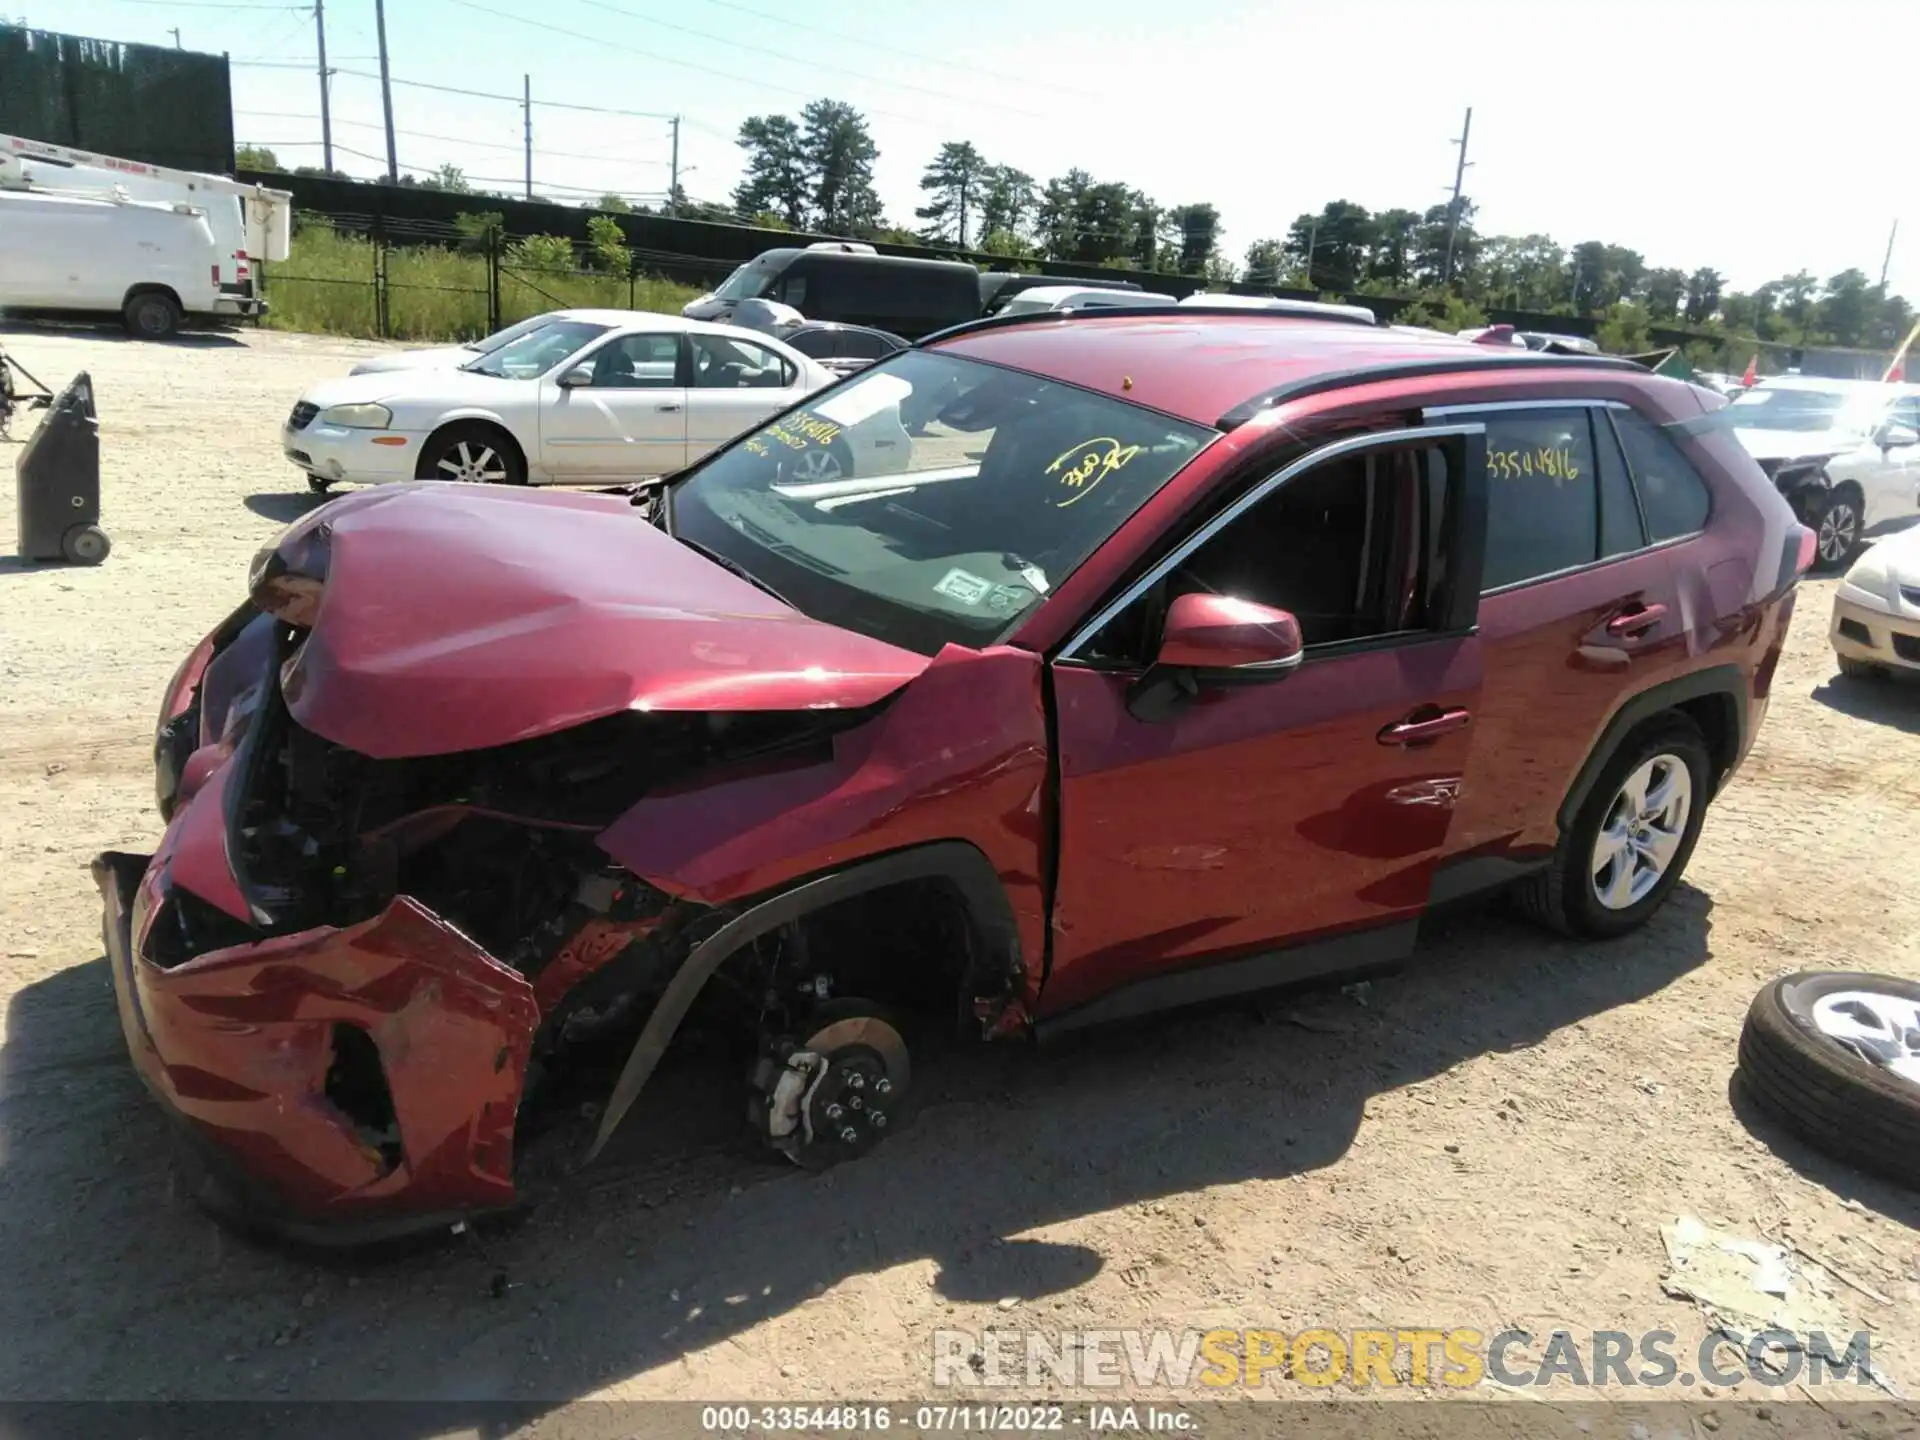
1832,524,1920,678
284,314,841,492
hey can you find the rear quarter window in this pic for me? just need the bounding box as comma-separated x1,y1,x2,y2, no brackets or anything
1612,409,1711,540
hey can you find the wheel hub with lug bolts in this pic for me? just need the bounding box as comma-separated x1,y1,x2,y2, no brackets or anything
807,1053,892,1155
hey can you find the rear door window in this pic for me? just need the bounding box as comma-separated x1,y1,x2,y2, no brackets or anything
1471,407,1603,590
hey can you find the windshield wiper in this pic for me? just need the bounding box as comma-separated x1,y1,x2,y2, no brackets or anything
673,534,792,608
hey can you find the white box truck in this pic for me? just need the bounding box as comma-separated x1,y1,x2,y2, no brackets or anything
0,134,293,338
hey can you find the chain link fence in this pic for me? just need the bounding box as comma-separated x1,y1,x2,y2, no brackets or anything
257,211,721,342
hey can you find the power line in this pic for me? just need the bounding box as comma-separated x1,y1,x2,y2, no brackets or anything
320,64,676,119
99,0,305,8
564,0,1043,117
434,0,925,126
235,110,670,164
687,0,1102,102
241,139,671,199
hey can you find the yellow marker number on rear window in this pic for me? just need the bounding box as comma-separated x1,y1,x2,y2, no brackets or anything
1490,447,1580,482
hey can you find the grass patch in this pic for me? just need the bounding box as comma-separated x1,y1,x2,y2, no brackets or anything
261,224,704,342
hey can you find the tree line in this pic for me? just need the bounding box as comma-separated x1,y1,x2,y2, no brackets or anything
245,102,1916,362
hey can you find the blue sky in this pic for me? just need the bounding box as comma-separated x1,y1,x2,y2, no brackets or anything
31,0,1920,298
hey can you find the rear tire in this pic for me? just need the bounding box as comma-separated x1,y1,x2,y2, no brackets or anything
1806,486,1864,573
417,423,525,486
1512,713,1711,938
122,291,182,340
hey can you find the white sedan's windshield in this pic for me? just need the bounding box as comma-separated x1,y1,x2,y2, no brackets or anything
669,351,1214,655
471,313,562,356
464,320,610,379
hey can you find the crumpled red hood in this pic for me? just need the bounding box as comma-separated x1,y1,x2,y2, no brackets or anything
270,483,929,759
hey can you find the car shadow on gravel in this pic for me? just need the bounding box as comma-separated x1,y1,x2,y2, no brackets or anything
0,887,1715,1404
1724,1075,1920,1229
243,491,331,523
1810,673,1920,735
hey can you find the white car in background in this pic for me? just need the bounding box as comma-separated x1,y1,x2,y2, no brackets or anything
284,314,839,492
345,309,623,376
1724,377,1920,569
1831,524,1920,678
993,284,1177,316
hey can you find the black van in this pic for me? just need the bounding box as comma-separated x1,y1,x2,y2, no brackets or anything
683,245,981,339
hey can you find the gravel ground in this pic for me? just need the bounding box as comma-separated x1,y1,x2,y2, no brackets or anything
1,323,1916,1415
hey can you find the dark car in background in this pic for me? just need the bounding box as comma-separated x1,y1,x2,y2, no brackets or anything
683,244,980,339
778,320,908,376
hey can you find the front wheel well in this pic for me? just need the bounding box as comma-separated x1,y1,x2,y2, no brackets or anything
414,418,526,481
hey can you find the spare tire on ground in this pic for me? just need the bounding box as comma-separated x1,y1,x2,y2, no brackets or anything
1737,971,1920,1189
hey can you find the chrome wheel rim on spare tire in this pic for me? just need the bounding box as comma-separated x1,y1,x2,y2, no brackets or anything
1808,990,1920,1085
1590,753,1692,910
436,440,508,483
1817,501,1858,564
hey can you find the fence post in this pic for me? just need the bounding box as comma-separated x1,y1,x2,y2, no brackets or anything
372,216,390,339
628,248,636,310
487,226,502,332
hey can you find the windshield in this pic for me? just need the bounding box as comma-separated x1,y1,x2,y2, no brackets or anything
669,350,1214,655
1727,387,1857,432
471,313,560,356
463,320,610,379
712,257,783,303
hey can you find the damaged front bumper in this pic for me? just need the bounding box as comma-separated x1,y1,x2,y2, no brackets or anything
93,835,540,1246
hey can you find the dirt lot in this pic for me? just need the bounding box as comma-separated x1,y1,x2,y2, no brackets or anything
1,323,1917,1413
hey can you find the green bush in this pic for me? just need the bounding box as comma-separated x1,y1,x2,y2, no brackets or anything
261,226,703,342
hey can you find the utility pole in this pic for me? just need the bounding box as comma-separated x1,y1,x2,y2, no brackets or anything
669,115,680,216
1304,217,1317,288
373,0,398,183
1440,106,1473,285
167,27,181,47
313,0,333,173
522,74,532,199
1881,219,1900,291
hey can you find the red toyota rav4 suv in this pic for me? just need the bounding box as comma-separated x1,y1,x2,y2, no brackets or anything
96,309,1806,1243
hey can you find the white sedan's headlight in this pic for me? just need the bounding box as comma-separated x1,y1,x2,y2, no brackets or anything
1840,548,1892,607
319,402,393,429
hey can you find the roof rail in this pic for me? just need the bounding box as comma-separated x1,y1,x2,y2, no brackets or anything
918,301,1380,348
1216,352,1651,429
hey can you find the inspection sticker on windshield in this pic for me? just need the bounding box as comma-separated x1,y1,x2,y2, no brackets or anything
814,373,913,428
933,568,993,606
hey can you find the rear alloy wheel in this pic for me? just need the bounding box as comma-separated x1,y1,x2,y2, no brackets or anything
1737,972,1920,1188
1808,488,1863,572
421,425,524,486
1512,714,1711,938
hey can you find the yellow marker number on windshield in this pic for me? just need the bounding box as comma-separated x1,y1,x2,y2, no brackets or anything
1047,437,1142,508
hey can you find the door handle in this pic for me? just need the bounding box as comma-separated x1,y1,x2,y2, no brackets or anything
1605,602,1667,639
656,402,683,412
1378,707,1472,746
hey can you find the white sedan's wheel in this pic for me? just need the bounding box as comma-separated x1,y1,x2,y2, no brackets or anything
420,425,524,486
437,440,509,484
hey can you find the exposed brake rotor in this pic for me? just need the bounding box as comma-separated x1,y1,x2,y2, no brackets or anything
751,1003,911,1170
